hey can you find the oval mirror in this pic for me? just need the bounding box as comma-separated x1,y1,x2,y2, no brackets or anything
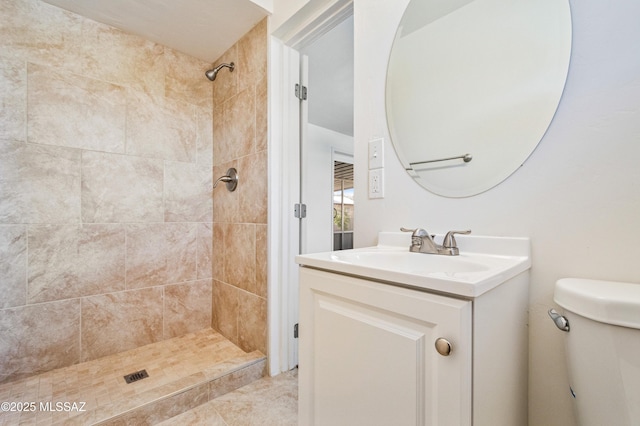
386,0,572,197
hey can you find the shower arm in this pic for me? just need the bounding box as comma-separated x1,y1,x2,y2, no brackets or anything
205,62,235,81
213,168,238,192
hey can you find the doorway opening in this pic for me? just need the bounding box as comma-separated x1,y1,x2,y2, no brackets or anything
268,0,354,375
333,160,354,250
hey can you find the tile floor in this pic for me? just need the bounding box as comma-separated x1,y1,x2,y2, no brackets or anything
160,368,298,426
0,329,268,425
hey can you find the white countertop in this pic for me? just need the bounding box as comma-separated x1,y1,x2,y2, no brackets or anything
296,232,531,298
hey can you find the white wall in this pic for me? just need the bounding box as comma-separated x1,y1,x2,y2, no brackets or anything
272,0,348,39
353,1,640,425
251,0,274,13
303,124,353,254
271,0,309,30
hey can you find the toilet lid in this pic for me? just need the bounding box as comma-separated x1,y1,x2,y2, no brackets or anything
554,278,640,329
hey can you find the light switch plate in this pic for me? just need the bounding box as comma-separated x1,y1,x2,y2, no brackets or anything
369,169,384,199
369,138,384,169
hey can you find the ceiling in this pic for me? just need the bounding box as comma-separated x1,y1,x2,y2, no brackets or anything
41,0,270,62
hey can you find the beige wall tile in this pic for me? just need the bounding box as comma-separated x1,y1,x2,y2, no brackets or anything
27,63,127,153
81,288,163,362
164,279,213,338
197,110,214,168
27,224,125,303
0,226,27,309
224,224,256,293
239,150,268,224
211,19,268,350
126,223,197,289
126,90,197,163
212,224,226,283
165,48,213,110
237,19,268,94
164,161,213,223
81,151,163,223
213,104,226,165
213,100,234,166
256,75,268,152
164,223,198,285
74,18,165,97
0,300,80,383
255,224,267,299
226,87,256,160
238,291,267,359
0,0,165,97
0,0,217,379
0,0,71,64
126,224,168,289
214,88,255,166
0,57,26,142
213,45,238,106
197,223,213,280
0,140,81,224
212,280,239,346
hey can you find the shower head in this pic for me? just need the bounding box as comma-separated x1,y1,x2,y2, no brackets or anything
205,62,235,81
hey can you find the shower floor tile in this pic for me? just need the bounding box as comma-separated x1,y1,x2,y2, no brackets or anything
0,328,265,425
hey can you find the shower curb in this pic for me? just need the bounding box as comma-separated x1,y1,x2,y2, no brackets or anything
64,351,267,425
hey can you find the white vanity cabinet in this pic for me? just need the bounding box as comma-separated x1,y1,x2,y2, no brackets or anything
298,266,529,426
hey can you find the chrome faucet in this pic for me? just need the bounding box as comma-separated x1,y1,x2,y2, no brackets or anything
400,228,471,255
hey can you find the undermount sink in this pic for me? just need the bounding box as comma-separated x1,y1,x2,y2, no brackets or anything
295,232,531,297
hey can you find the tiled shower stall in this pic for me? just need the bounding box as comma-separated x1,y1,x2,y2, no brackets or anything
0,0,268,384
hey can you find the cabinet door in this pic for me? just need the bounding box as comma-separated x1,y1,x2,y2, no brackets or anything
299,267,472,426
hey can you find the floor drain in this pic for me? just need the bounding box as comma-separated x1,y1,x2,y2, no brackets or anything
124,369,149,384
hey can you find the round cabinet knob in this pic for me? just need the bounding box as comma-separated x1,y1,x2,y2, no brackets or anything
435,338,452,356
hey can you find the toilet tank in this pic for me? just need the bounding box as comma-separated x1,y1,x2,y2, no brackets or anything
554,278,640,426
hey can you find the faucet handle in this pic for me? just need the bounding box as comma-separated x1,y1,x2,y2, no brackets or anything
443,230,471,248
400,227,429,237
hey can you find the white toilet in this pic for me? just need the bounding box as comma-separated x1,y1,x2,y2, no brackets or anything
550,278,640,426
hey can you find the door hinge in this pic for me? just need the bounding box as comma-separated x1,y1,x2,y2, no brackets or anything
294,203,307,219
295,83,308,101
294,323,299,338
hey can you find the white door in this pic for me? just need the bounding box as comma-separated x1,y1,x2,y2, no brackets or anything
268,1,354,375
269,48,315,372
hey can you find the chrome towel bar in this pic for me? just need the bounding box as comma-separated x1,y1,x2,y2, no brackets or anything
409,153,473,167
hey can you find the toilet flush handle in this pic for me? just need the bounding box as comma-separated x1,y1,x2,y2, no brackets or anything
548,309,570,332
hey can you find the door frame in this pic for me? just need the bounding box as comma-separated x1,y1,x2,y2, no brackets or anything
268,0,354,375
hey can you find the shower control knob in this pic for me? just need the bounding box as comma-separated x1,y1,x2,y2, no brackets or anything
435,338,452,356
